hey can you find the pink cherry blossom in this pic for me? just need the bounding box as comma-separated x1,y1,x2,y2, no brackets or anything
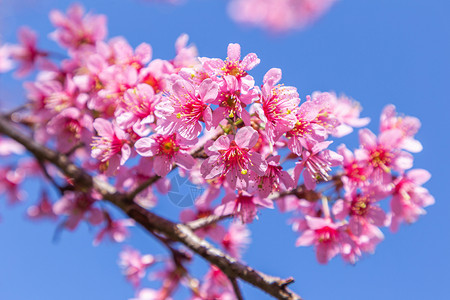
201,126,268,190
228,0,337,32
340,222,383,264
296,216,345,264
43,75,87,113
277,196,319,215
53,192,103,230
93,216,135,246
7,27,48,77
332,188,387,237
317,92,370,137
116,84,160,136
72,47,110,92
308,92,340,135
201,43,260,82
27,191,58,220
171,34,198,69
149,261,183,299
47,107,93,153
337,144,372,187
390,169,435,232
358,128,413,185
155,79,218,139
109,37,152,69
380,104,422,152
214,191,274,223
251,155,294,198
135,133,195,176
139,59,175,94
49,4,107,50
254,68,300,144
210,75,258,126
95,65,138,114
91,118,131,173
221,222,251,258
119,247,155,287
0,167,25,204
197,266,235,300
294,141,342,190
285,100,326,155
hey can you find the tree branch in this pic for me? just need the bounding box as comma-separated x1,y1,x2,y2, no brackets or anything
0,116,302,300
230,276,244,300
126,175,161,201
186,214,233,231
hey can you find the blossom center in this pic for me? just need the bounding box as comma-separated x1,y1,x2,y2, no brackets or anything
370,147,393,172
316,226,338,243
350,196,370,216
156,135,179,157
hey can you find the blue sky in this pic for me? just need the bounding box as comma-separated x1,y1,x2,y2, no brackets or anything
0,0,449,299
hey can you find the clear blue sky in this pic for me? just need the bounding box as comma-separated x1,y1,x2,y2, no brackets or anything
0,0,449,299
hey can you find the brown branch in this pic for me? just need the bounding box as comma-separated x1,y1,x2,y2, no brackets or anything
126,175,161,201
36,159,65,194
0,115,302,300
230,277,244,300
186,214,233,231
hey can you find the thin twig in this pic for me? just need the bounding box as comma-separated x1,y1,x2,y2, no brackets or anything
126,175,161,201
36,159,65,194
65,142,85,157
230,277,244,300
186,214,233,231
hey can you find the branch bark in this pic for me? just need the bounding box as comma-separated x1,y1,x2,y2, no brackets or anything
0,116,302,300
186,214,233,231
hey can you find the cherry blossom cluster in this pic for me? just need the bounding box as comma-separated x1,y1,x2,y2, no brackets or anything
279,105,434,263
0,3,433,299
227,0,337,32
141,0,337,33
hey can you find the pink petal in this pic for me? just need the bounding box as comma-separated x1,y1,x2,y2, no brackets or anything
120,144,131,165
214,201,236,216
296,230,315,247
201,156,225,179
235,126,259,149
407,169,431,185
153,155,173,176
135,137,158,157
210,135,231,151
175,152,195,170
248,152,268,176
135,43,152,64
393,151,413,170
172,79,196,100
379,129,403,149
203,106,213,130
401,138,423,153
241,53,260,70
199,79,219,103
359,128,378,150
227,43,241,61
263,68,282,86
332,199,348,220
93,118,114,138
